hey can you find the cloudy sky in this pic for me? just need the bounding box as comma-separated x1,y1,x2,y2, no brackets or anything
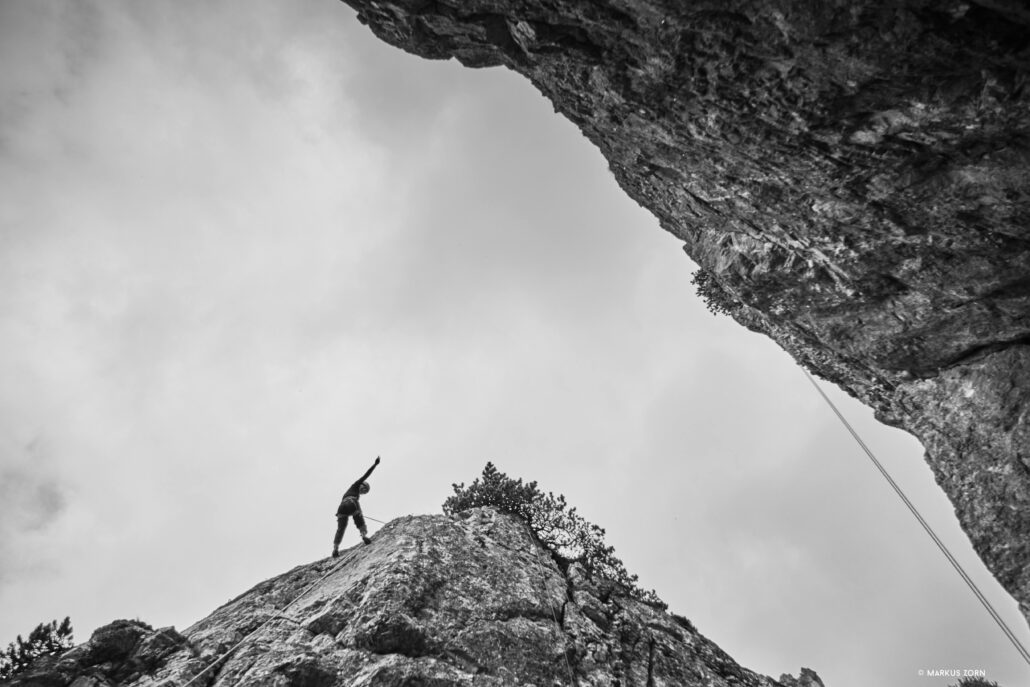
1,2,1028,686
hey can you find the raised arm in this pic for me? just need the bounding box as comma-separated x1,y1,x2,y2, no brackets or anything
356,455,380,484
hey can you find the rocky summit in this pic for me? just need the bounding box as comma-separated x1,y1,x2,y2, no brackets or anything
6,509,822,686
337,0,1030,626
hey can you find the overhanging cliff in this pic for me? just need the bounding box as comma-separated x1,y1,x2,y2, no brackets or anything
5,509,823,686
336,0,1030,625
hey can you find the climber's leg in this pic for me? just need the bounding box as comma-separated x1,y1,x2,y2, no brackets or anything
354,508,371,545
332,515,347,557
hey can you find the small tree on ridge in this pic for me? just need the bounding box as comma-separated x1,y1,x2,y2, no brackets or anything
442,462,665,609
0,617,74,680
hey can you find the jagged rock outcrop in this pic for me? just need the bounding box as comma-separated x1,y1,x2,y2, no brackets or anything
336,0,1030,625
6,509,823,686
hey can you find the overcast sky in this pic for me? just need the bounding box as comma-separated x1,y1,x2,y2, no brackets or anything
1,2,1028,686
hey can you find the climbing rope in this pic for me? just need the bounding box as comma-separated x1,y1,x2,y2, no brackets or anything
530,540,578,686
177,554,350,687
802,368,1030,667
175,513,397,687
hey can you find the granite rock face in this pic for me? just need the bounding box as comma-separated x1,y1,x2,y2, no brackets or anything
337,0,1030,624
5,509,822,686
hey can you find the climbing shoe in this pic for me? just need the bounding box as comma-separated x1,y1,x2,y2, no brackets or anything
362,536,372,545
332,549,339,558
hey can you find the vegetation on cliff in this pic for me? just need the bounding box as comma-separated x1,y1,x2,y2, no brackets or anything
443,461,666,608
0,617,74,680
691,268,740,317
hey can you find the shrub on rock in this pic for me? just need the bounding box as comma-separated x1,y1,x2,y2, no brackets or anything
443,462,665,609
0,617,74,680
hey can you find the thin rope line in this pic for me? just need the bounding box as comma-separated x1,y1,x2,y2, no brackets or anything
182,515,398,687
531,542,577,685
178,556,349,687
802,369,1030,667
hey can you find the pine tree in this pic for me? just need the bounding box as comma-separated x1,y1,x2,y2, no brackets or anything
0,617,74,680
443,462,666,608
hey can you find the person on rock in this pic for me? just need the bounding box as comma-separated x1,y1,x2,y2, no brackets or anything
332,455,380,557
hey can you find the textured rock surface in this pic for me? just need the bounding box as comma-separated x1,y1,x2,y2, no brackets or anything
2,620,189,687
336,0,1030,624
6,509,823,686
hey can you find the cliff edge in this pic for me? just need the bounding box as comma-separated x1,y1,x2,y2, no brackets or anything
6,509,822,686
336,0,1030,625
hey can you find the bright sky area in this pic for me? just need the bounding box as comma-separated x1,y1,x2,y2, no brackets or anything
1,2,1028,686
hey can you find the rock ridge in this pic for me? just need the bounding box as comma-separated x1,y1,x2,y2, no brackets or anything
5,509,824,686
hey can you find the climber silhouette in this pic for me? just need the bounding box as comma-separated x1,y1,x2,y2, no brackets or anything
332,455,380,557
